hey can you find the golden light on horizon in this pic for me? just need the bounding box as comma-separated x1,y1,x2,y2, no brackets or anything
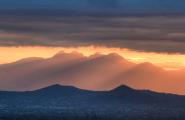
1,46,185,70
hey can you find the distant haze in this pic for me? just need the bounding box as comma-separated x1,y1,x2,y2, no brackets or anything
0,51,185,95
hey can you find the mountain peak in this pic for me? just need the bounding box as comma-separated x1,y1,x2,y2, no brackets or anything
112,85,135,93
46,84,64,89
35,84,79,93
107,53,123,58
104,53,125,61
89,52,104,59
136,62,164,72
53,51,84,58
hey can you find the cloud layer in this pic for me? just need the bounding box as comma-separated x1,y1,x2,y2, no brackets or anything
1,15,185,53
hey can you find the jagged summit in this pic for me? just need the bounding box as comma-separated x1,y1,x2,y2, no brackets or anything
89,52,104,59
53,51,84,58
93,53,126,63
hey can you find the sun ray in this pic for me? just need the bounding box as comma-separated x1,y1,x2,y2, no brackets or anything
1,46,185,70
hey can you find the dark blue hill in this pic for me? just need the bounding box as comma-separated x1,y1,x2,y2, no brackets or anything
0,84,185,120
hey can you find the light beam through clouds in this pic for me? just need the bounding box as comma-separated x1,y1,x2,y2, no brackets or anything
1,46,185,70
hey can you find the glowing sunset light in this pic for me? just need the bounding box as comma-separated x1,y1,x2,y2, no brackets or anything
1,46,185,70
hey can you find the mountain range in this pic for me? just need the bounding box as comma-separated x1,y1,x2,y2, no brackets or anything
0,84,185,120
0,51,185,95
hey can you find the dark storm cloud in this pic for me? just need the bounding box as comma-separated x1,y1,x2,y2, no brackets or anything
1,15,185,53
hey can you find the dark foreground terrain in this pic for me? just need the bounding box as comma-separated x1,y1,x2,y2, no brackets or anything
0,84,185,120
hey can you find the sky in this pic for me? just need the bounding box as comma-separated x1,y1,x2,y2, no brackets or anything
1,0,185,93
1,15,185,69
0,0,185,13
